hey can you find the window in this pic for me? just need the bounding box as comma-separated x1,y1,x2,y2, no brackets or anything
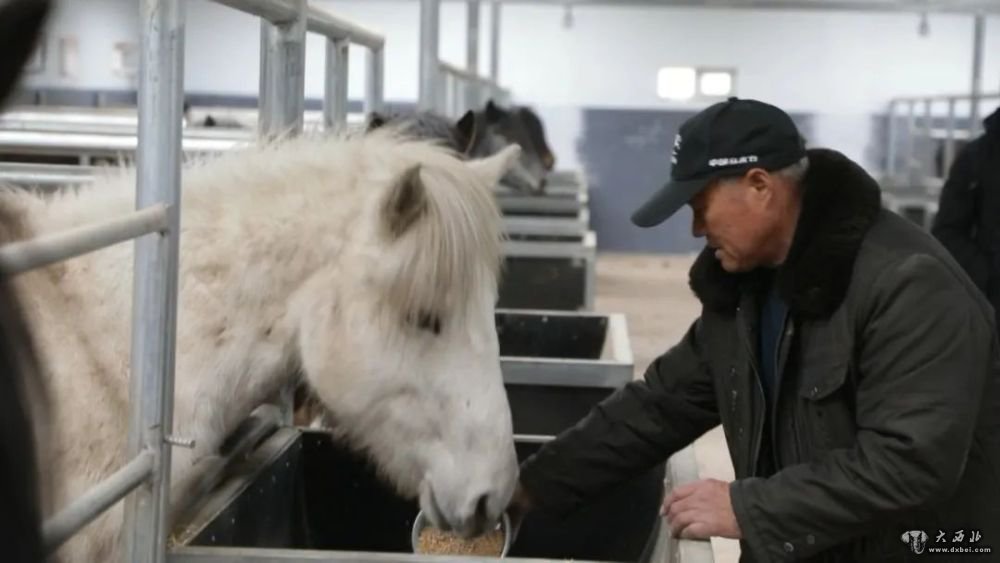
657,66,737,101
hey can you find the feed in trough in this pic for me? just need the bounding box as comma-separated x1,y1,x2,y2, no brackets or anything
417,526,506,556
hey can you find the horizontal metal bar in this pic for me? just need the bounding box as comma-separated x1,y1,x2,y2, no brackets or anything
438,61,497,86
0,130,245,155
169,546,578,563
209,0,300,23
307,5,384,49
512,433,555,444
503,231,596,259
43,450,155,553
0,204,169,276
890,91,1000,104
400,0,1000,13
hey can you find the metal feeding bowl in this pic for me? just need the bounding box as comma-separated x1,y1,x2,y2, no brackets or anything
411,510,512,558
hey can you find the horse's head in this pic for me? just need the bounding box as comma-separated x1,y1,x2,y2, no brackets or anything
0,0,50,107
296,133,522,538
514,106,556,172
463,100,550,194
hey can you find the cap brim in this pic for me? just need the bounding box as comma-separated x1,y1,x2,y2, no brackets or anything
630,177,709,228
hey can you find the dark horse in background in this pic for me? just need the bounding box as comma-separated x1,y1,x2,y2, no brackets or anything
0,1,55,562
367,100,556,194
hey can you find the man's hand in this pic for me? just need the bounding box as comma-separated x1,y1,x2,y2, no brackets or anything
505,482,535,545
661,478,742,540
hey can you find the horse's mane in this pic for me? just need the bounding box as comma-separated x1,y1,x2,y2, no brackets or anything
367,128,505,333
2,127,504,336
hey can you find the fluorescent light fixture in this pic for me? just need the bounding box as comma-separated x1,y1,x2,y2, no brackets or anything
657,67,696,100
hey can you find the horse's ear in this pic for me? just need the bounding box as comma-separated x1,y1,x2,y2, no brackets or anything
484,99,506,123
0,0,51,108
367,112,388,132
468,144,521,186
455,110,476,148
382,165,427,238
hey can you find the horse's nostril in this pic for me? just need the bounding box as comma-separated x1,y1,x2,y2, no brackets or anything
474,492,490,523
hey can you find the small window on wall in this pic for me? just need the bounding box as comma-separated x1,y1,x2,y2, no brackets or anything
657,66,736,101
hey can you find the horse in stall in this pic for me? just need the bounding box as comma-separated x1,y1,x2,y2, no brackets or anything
1,107,524,560
367,99,555,194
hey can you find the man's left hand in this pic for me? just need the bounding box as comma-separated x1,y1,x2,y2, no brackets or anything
661,478,742,540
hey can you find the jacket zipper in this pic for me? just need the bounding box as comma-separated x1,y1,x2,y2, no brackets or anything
739,304,767,477
771,312,792,467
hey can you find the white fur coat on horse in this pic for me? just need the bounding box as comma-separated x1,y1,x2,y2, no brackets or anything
1,129,522,562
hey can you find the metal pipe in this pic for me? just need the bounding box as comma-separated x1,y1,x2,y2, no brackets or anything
209,0,299,23
323,38,349,130
307,5,384,50
376,0,1000,13
945,97,956,176
886,100,897,177
970,13,985,138
122,1,184,562
466,0,481,107
0,205,168,276
43,451,155,553
489,0,500,83
923,99,933,182
258,0,306,140
365,46,385,115
418,0,440,111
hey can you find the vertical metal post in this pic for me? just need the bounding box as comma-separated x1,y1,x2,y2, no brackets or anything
122,1,184,562
922,99,932,181
945,97,956,176
906,100,916,180
419,0,440,111
466,1,480,109
365,46,385,115
259,0,306,139
324,38,349,130
886,100,898,177
970,13,985,138
489,0,500,85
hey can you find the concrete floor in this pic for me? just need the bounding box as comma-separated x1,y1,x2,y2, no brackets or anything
592,252,740,563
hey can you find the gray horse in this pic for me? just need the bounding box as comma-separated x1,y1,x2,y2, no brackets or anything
367,100,553,194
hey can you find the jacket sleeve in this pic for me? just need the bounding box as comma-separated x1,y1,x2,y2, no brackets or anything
730,253,996,561
931,143,990,289
517,317,721,517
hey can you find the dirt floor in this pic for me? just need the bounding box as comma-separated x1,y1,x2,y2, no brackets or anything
592,252,740,563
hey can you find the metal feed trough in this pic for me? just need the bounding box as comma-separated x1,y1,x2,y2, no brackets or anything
167,427,710,563
496,308,633,436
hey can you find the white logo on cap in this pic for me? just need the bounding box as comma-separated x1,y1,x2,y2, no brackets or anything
671,134,682,165
708,155,759,167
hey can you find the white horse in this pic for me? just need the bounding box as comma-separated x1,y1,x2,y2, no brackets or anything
1,128,522,562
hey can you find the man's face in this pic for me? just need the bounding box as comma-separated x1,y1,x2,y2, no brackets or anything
688,169,785,273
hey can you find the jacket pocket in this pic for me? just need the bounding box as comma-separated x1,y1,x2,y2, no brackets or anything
797,361,857,458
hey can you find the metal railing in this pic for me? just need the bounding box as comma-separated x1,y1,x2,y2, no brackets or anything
0,1,384,561
419,0,511,117
438,61,512,118
884,91,1000,189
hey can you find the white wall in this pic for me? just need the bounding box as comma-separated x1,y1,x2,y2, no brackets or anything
22,0,139,91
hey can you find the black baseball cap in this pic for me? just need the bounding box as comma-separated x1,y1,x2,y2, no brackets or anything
631,97,806,228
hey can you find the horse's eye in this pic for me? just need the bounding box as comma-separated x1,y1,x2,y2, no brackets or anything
415,311,442,335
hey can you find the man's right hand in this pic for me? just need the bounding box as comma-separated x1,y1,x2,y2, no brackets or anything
506,482,535,545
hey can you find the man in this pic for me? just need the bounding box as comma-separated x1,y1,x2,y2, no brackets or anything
506,98,1000,562
932,105,1000,329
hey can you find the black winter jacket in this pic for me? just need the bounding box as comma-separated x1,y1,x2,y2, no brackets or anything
519,148,1000,562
